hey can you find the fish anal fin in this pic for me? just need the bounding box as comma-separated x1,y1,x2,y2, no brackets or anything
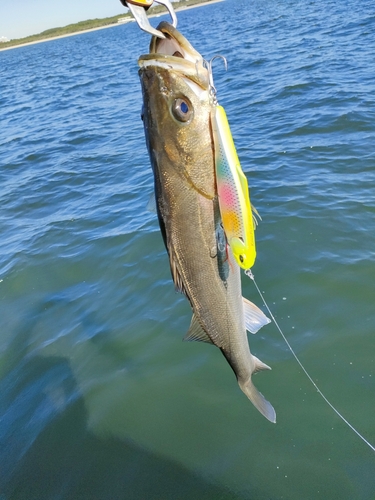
184,314,214,344
242,297,271,334
253,355,272,373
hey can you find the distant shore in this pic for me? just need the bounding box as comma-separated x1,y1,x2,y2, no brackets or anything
0,0,223,52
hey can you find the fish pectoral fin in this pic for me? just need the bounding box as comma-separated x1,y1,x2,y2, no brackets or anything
169,251,188,296
184,314,214,344
242,297,271,334
252,355,272,373
146,193,157,213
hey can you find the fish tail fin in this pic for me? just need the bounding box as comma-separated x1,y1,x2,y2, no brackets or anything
238,377,276,423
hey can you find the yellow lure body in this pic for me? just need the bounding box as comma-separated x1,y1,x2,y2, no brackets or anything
211,105,256,269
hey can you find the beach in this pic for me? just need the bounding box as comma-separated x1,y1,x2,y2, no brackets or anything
0,0,224,52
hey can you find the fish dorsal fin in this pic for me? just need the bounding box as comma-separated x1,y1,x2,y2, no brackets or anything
243,297,271,334
252,355,272,373
184,314,214,344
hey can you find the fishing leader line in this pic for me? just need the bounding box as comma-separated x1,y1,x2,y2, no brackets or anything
245,269,375,453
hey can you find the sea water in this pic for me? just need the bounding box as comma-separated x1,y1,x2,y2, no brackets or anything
1,0,374,498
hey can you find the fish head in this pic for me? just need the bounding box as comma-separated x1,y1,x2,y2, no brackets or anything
138,21,210,103
138,22,215,198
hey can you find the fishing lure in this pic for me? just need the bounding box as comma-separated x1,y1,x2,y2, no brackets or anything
211,97,256,270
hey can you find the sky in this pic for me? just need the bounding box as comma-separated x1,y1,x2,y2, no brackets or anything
0,0,141,40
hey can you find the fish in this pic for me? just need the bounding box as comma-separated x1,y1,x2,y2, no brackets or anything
211,104,257,270
138,22,276,423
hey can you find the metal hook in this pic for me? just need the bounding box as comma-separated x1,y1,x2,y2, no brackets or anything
204,55,228,105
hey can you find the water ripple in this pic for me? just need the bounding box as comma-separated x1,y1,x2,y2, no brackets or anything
1,1,375,498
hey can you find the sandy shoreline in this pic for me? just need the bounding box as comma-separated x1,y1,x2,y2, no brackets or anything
0,0,224,52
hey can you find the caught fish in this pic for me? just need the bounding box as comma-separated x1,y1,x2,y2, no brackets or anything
211,104,257,270
138,22,276,422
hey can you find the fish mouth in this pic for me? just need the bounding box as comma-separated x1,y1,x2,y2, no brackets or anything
138,22,209,88
149,22,201,63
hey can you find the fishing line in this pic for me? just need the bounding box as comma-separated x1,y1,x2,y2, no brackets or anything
245,269,375,453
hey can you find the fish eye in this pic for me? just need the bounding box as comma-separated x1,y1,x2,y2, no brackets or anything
172,97,193,123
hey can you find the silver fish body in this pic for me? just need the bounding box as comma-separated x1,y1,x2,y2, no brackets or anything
138,22,275,422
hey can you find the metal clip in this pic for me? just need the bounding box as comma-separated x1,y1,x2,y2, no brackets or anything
120,0,177,38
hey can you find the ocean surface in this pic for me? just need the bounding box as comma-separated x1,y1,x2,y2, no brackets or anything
1,0,375,498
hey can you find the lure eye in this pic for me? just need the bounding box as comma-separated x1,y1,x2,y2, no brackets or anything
239,255,244,263
172,97,193,122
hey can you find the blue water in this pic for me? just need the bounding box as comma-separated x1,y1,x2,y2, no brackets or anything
1,0,375,498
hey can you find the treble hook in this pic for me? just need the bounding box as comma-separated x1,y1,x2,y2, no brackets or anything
204,55,228,105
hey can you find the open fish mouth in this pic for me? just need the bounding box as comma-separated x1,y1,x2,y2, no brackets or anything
149,22,200,62
138,22,209,88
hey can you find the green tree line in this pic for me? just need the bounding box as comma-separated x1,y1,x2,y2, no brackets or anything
1,0,217,49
